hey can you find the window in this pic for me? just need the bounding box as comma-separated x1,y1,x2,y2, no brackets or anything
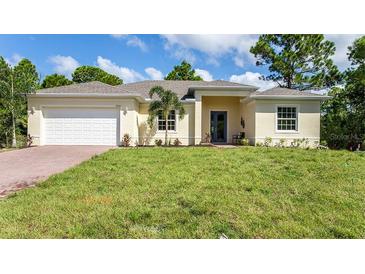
158,110,176,131
277,106,297,131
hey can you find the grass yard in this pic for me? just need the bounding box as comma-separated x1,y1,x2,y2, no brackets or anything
0,148,17,153
0,147,365,239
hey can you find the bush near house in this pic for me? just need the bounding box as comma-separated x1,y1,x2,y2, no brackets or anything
240,138,250,146
173,138,182,146
154,139,163,146
0,147,364,239
121,134,132,147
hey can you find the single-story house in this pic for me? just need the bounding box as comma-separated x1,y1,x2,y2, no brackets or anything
27,80,329,146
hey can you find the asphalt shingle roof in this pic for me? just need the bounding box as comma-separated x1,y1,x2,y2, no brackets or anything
36,81,325,99
38,81,122,94
37,80,256,99
118,80,256,99
253,87,323,96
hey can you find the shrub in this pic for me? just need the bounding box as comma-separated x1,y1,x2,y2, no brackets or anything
290,138,311,149
360,139,365,151
27,134,33,147
279,138,286,148
320,140,328,147
318,144,329,150
256,141,264,147
155,139,163,146
16,135,28,148
240,138,250,146
173,138,182,146
122,134,132,147
264,137,272,147
303,138,310,149
291,139,301,148
203,132,211,143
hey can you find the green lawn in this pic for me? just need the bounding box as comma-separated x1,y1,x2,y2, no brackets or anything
0,148,17,153
0,147,365,239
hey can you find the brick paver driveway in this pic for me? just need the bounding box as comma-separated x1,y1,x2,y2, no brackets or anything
0,146,112,197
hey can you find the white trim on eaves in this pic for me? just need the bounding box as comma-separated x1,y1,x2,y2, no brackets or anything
250,95,331,100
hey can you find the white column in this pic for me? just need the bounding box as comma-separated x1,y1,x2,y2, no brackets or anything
194,95,202,145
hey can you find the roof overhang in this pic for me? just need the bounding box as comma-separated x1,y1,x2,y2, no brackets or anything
250,95,331,101
189,86,258,92
28,92,147,102
192,86,256,98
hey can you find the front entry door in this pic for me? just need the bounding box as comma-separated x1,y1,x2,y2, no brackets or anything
210,111,227,143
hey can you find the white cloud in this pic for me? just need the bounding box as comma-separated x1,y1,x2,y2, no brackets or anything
195,68,213,81
111,34,148,52
96,56,145,83
229,71,276,91
161,34,365,70
49,55,80,78
126,36,148,52
233,56,245,68
168,47,197,64
161,34,258,67
5,53,23,66
145,67,164,80
110,34,128,39
325,34,363,70
206,56,220,67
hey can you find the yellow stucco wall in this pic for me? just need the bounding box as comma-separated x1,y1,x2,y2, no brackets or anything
254,100,321,146
27,95,322,147
240,100,256,143
27,97,139,146
201,96,243,143
138,103,195,146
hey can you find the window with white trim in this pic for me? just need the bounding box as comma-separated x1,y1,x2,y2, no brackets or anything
158,110,176,131
277,106,297,131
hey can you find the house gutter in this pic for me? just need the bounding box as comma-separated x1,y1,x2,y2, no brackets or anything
188,86,258,92
28,92,147,102
250,95,331,101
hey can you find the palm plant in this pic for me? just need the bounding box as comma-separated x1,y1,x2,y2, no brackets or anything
147,86,185,146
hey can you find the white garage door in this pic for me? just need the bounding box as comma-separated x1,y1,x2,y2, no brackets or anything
43,108,118,145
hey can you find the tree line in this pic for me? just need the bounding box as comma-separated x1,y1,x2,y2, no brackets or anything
40,60,202,89
0,34,364,149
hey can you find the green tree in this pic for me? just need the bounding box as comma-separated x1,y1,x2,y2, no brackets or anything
321,87,351,148
0,57,11,147
72,66,123,85
321,36,365,150
165,60,203,81
41,73,73,88
345,36,365,114
147,86,185,145
0,106,12,147
250,34,341,90
0,57,39,147
348,36,365,66
343,36,365,149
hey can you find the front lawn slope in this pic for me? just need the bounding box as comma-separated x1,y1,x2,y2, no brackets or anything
0,147,364,238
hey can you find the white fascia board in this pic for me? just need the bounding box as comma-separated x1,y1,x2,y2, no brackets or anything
28,93,146,102
181,99,196,104
250,95,331,100
190,86,258,92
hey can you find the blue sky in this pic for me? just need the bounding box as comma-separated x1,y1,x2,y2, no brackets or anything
0,34,362,90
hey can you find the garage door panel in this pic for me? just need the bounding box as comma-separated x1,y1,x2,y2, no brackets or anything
43,108,118,146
